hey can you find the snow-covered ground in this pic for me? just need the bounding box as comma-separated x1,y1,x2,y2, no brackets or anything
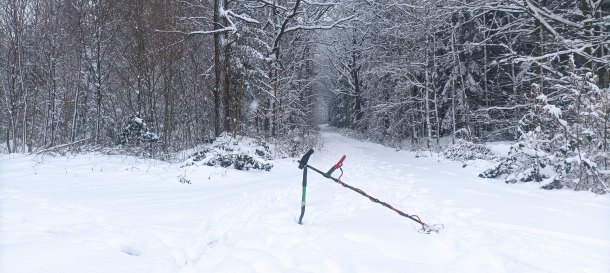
1,127,609,273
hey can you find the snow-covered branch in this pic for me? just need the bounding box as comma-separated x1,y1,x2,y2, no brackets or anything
524,0,559,38
186,27,236,36
475,105,530,112
284,15,356,33
513,44,600,63
254,0,288,11
225,10,260,24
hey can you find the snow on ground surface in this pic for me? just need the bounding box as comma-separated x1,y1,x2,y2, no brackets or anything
1,127,609,273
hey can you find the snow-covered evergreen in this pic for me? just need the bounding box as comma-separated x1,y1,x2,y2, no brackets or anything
480,57,609,194
120,117,160,145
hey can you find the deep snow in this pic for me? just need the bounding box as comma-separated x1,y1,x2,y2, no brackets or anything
1,127,609,273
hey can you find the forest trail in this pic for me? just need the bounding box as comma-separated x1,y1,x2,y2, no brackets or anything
1,127,609,273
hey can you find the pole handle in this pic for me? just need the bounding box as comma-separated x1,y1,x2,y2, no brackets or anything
299,149,314,169
326,155,346,177
333,155,346,169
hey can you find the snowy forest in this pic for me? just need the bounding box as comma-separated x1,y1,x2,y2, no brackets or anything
1,0,609,193
2,1,610,272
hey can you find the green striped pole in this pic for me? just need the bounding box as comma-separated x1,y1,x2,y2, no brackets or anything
298,167,308,224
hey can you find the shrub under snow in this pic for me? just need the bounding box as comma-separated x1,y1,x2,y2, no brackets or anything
120,116,159,145
479,140,555,184
444,141,496,161
182,133,273,171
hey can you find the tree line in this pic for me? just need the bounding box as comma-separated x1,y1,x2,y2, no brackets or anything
1,0,608,191
0,0,344,153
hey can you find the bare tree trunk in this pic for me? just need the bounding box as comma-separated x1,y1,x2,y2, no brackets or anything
50,78,56,146
5,123,11,153
432,33,440,145
28,86,39,153
71,52,82,142
482,13,490,109
268,98,274,136
424,29,432,149
352,33,362,125
18,24,27,152
223,33,232,134
450,28,457,145
44,44,58,147
603,103,610,169
95,27,103,144
71,6,85,143
4,79,14,152
212,0,223,137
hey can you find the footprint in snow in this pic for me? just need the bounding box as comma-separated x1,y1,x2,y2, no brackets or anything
106,238,143,257
120,245,142,256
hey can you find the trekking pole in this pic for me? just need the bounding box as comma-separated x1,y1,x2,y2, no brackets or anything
297,149,314,225
297,149,443,233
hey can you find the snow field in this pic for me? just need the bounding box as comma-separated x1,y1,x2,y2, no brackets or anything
1,128,609,273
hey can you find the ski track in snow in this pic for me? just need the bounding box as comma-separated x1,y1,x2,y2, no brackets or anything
1,127,609,273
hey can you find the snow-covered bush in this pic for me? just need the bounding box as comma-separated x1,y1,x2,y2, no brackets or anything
479,90,558,184
182,133,273,171
479,141,555,184
480,60,609,194
444,140,495,161
120,116,160,145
